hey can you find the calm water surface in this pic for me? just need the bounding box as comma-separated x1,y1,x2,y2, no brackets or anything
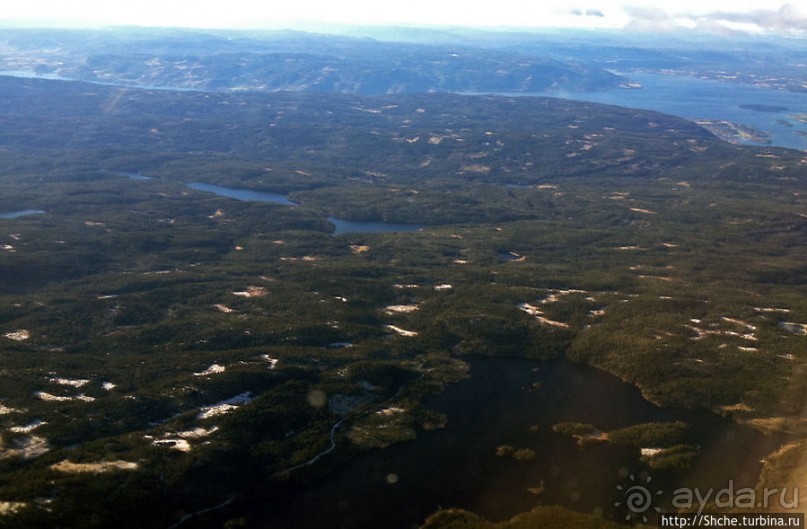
183,183,425,234
255,357,782,529
328,216,424,236
540,72,807,151
187,182,298,206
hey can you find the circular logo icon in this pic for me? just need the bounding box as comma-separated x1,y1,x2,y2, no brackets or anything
615,473,663,523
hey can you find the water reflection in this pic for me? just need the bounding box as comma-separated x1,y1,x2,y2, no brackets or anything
328,216,423,236
254,357,782,529
0,209,45,219
187,182,298,206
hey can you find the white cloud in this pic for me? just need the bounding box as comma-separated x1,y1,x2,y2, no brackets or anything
0,0,805,34
623,2,807,34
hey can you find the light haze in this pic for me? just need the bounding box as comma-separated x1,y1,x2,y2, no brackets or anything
2,0,806,34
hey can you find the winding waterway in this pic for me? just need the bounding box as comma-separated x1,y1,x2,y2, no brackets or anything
185,181,425,235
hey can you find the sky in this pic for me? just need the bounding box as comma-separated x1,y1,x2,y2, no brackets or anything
2,0,807,35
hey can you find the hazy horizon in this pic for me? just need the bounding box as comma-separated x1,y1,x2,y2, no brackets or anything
2,1,806,36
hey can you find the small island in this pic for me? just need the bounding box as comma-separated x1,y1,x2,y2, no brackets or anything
740,104,789,113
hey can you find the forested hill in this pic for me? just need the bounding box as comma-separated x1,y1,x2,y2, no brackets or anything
0,28,625,94
0,68,805,529
0,74,751,189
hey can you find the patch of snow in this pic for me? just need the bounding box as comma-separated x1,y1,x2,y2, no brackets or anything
518,303,569,328
518,303,543,317
385,325,418,337
4,330,29,341
176,426,219,439
280,256,319,262
34,391,95,402
434,284,453,291
214,304,235,313
102,382,116,391
152,438,192,452
533,316,569,328
0,435,49,460
194,364,226,377
50,460,139,473
0,501,27,516
232,286,266,297
261,355,279,369
0,404,21,415
685,325,757,342
49,377,90,388
541,290,587,304
9,420,46,434
384,305,420,315
754,307,790,314
197,392,253,420
722,317,757,331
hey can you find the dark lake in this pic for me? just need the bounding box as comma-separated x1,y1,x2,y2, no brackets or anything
255,357,782,529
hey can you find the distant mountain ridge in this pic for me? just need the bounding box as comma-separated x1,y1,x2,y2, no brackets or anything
0,28,626,94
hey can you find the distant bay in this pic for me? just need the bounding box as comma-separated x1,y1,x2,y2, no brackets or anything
6,68,805,150
538,72,807,151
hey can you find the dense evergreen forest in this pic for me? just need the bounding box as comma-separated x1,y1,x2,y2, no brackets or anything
0,74,804,528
